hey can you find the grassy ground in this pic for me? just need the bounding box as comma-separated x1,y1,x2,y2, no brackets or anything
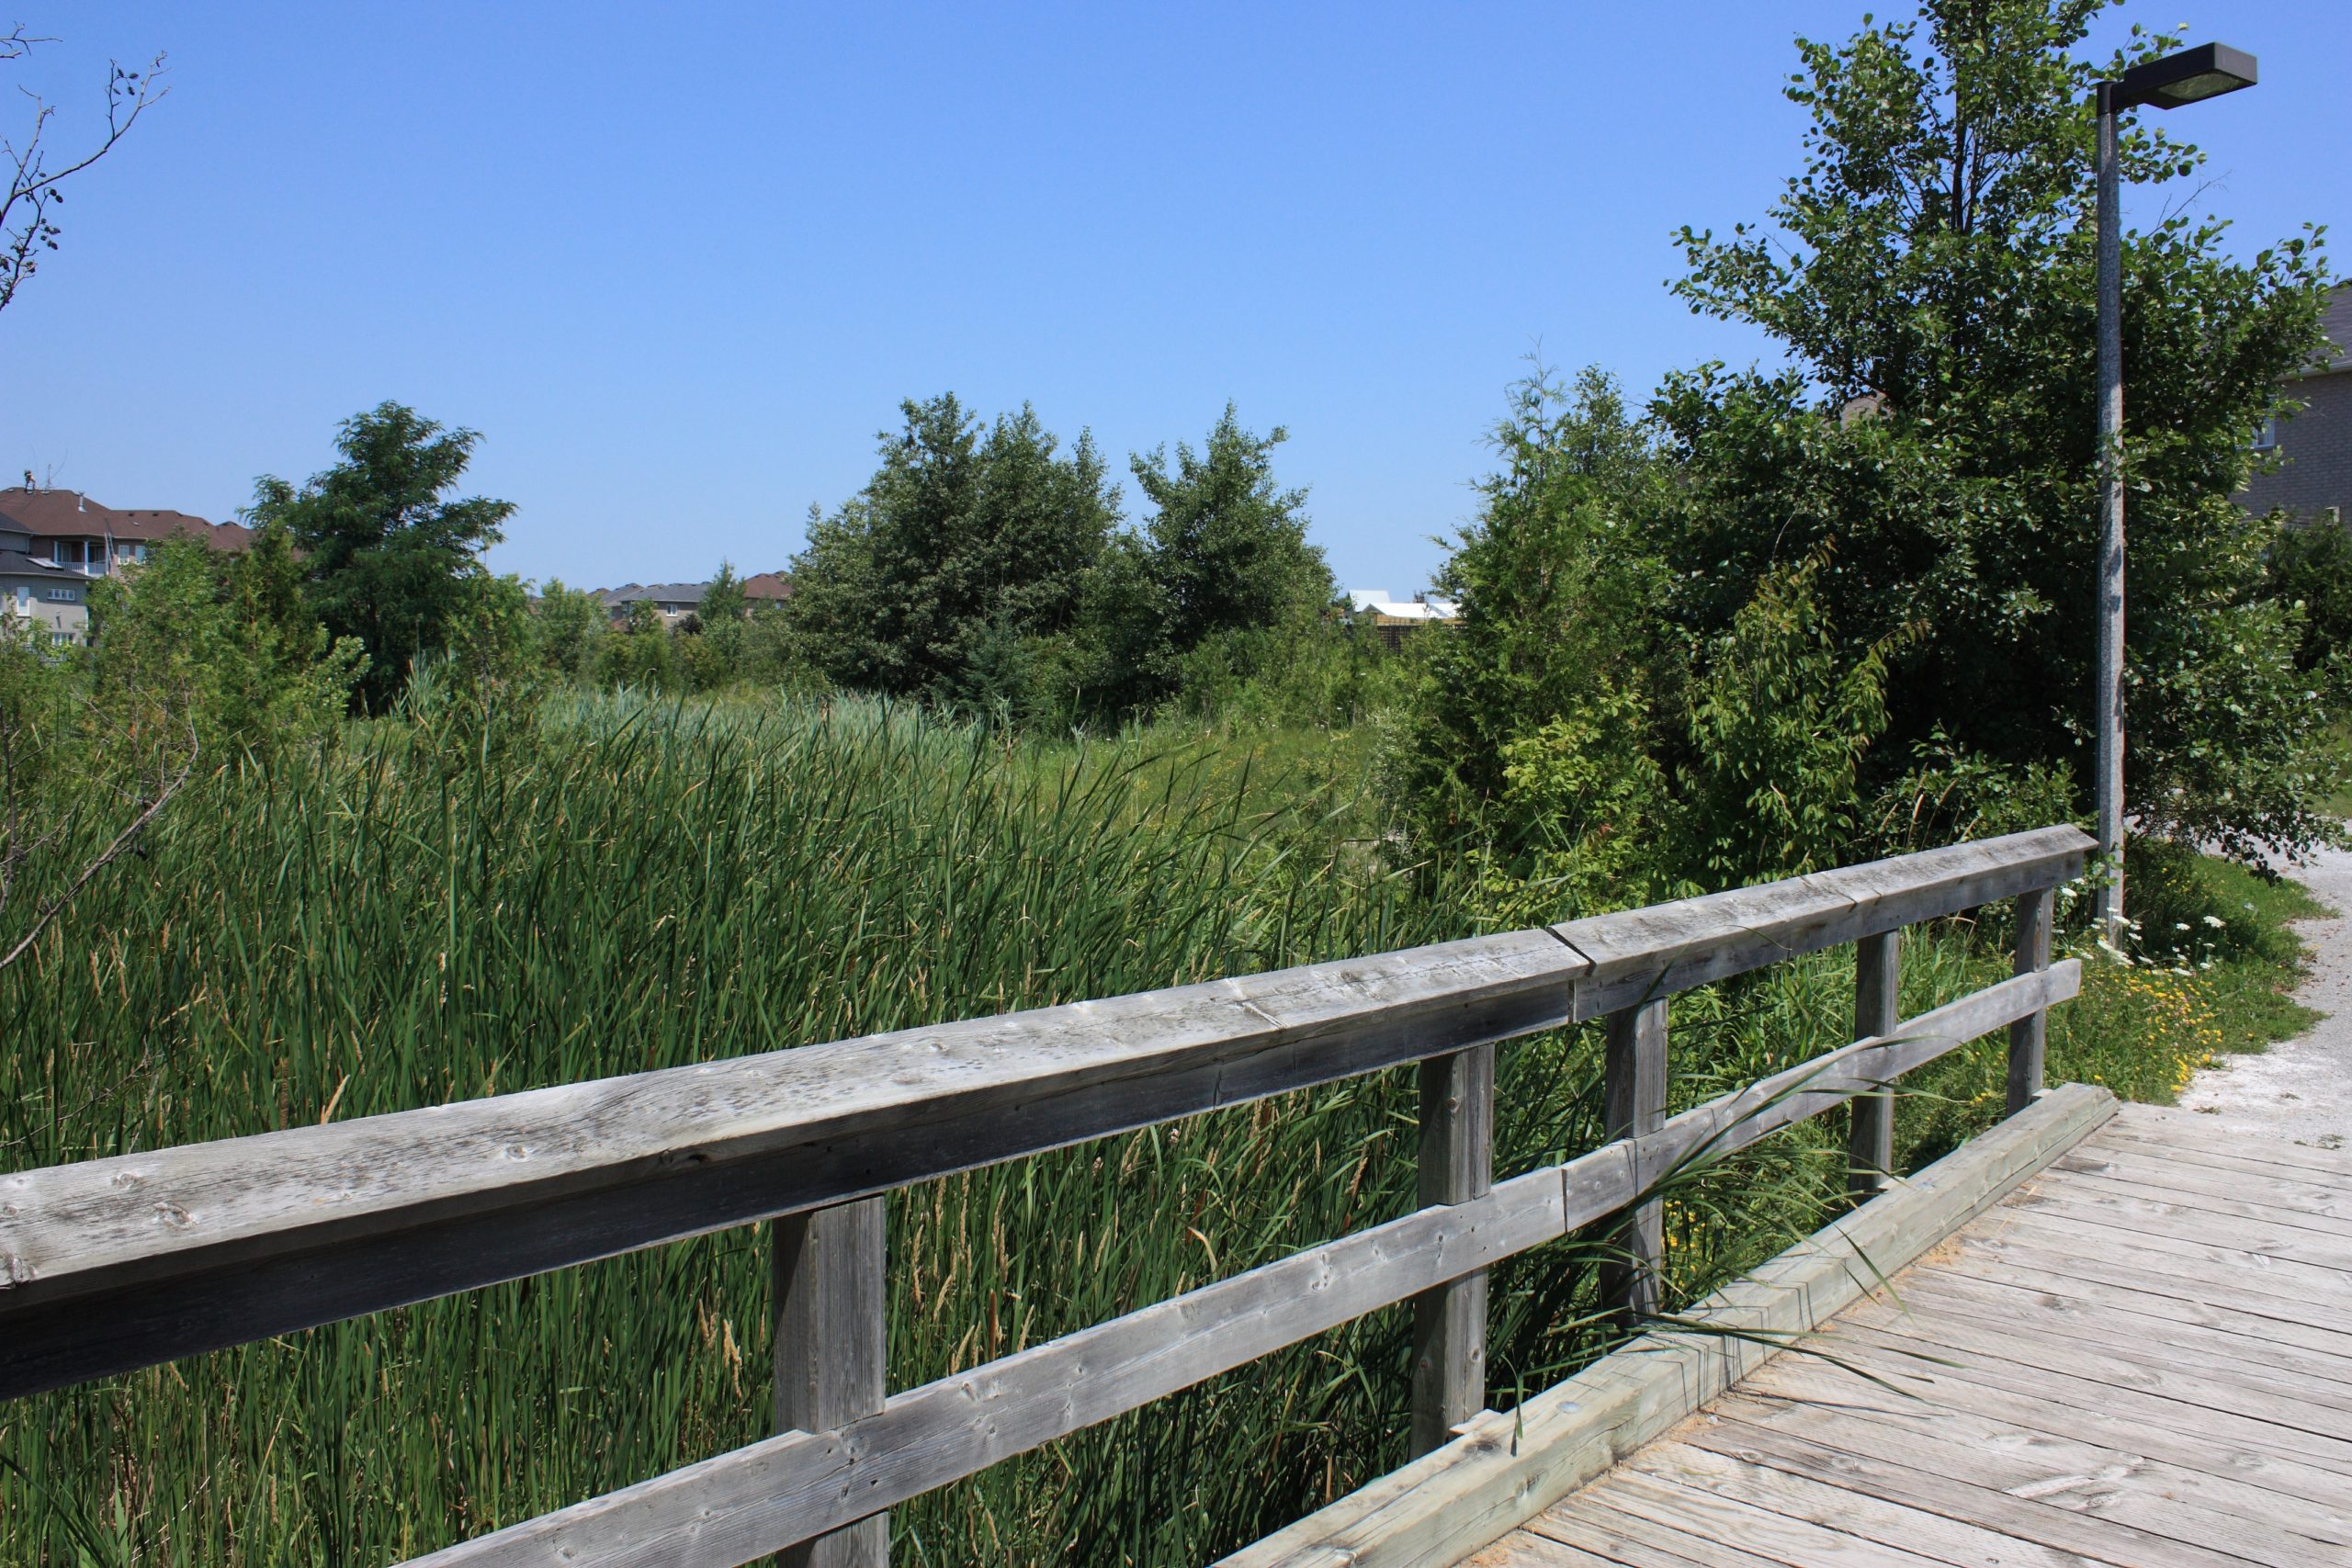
0,695,2323,1566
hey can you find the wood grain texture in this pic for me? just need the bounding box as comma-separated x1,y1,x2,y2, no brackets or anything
402,970,2080,1568
1412,1044,1496,1459
0,927,1587,1398
0,829,2086,1400
2007,884,2054,1115
410,1167,1574,1566
1474,1100,2352,1568
1600,999,1667,1325
1219,1083,2118,1568
1552,826,2089,1021
773,1199,888,1568
1845,931,1899,1200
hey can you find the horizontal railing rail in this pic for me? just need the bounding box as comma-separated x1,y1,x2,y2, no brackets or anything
0,823,2093,1567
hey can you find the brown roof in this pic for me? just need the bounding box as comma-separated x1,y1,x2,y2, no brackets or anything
116,509,254,549
0,488,250,549
0,487,110,536
742,570,792,602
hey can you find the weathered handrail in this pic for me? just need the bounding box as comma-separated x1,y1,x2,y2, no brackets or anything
0,824,2092,1566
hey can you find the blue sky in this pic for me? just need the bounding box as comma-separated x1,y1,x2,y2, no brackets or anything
2,3,2343,595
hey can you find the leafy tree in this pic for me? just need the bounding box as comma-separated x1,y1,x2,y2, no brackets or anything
601,597,677,690
2260,522,2352,677
247,402,515,711
534,579,608,680
1682,551,1911,883
1132,404,1329,652
1664,0,2337,860
1394,369,1670,843
697,561,747,628
85,536,361,757
787,395,1120,703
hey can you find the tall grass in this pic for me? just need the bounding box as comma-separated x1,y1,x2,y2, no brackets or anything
0,692,2305,1564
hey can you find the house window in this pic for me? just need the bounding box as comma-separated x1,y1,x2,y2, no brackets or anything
46,586,76,602
2251,416,2279,451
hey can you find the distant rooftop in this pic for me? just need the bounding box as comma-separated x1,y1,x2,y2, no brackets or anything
1346,588,1459,622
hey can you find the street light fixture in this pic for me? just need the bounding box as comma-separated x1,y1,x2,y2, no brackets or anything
2090,41,2256,949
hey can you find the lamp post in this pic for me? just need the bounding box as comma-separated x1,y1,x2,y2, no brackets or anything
2091,42,2257,948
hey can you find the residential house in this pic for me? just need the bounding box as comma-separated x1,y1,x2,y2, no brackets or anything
1345,589,1461,649
598,571,791,628
0,486,252,644
2243,282,2352,528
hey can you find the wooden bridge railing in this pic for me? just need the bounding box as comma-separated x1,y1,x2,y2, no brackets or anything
0,826,2092,1566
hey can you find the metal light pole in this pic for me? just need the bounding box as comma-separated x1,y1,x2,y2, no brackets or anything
2089,42,2257,948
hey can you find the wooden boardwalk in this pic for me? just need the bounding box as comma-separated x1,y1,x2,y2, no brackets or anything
1469,1103,2352,1568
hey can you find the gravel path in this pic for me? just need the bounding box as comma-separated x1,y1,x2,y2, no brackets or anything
2175,840,2352,1149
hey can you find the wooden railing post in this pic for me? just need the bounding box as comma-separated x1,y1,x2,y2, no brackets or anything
774,1197,888,1567
1847,931,1900,1199
2006,885,2055,1115
1408,1043,1494,1458
1600,998,1668,1325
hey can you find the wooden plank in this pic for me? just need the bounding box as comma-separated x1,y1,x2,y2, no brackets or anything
1983,1203,2352,1309
2083,1130,2352,1194
1458,1529,1634,1568
1412,1043,1495,1458
1216,1085,2118,1568
1911,1247,2352,1362
1602,966,2082,1208
2085,1115,2352,1184
1884,1264,2352,1390
773,1199,887,1568
1625,1438,2107,1568
1746,1351,2352,1521
1838,1286,2352,1427
0,927,1589,1399
410,1167,1573,1567
0,830,2086,1398
2010,1184,2352,1269
1716,1382,2352,1554
1846,931,1899,1199
416,984,2086,1568
1804,1318,2352,1474
2101,1103,2352,1177
2052,1144,2352,1225
2005,885,2052,1115
1545,1472,1956,1567
1553,827,2090,1021
1600,1000,1667,1325
1936,1225,2352,1340
1671,1417,2267,1568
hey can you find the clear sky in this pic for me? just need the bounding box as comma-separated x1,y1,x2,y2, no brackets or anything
3,3,2344,595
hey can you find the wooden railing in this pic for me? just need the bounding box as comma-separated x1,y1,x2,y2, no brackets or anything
0,826,2092,1566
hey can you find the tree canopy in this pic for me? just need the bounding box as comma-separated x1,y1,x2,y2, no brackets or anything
1661,0,2336,861
246,402,515,711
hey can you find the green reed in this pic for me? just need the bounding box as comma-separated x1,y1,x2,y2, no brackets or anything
0,692,2176,1566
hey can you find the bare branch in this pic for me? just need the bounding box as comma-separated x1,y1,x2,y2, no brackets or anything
0,37,167,315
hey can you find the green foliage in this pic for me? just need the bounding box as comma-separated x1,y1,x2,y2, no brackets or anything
1683,552,1910,884
598,597,677,689
696,560,747,628
1392,368,1669,852
786,395,1121,704
83,536,362,759
1131,403,1329,654
1664,0,2337,861
1862,727,2080,855
247,402,515,712
532,578,609,680
2260,518,2352,675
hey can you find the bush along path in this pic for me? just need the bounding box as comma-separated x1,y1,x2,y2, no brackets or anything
2178,839,2352,1148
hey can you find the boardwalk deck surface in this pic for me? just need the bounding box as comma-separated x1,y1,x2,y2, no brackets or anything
1465,1102,2352,1568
